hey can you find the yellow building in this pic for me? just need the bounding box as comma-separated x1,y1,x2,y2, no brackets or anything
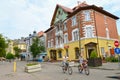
6,40,15,55
13,38,26,53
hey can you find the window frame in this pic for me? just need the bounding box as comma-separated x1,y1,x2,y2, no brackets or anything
71,16,77,26
84,10,91,21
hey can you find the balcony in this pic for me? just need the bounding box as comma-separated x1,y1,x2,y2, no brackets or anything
55,44,64,49
55,30,63,37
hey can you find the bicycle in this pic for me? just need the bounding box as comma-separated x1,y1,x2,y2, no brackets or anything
62,61,73,75
78,60,89,75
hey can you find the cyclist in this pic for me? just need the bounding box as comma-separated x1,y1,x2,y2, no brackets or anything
62,55,69,67
79,55,84,69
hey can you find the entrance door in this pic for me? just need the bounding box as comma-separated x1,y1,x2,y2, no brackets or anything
50,50,57,60
88,49,94,58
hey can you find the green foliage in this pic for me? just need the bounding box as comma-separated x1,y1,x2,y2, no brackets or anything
6,52,15,59
14,46,21,58
90,50,98,59
105,57,118,62
30,37,45,58
26,62,38,66
0,34,7,57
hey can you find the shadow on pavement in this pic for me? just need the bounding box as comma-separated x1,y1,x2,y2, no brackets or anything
107,76,120,79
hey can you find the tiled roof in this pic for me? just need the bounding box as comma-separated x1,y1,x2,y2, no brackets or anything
38,31,44,37
73,1,89,10
57,4,73,13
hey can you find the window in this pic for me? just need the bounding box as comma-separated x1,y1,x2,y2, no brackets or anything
104,15,107,24
56,37,58,45
63,22,67,31
48,40,50,48
64,33,68,43
72,29,79,41
66,49,69,57
101,47,105,57
58,50,62,58
84,10,91,21
75,48,79,59
51,39,53,47
84,25,94,38
72,16,77,26
106,28,109,39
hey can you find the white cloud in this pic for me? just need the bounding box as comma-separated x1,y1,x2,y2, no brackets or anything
0,0,120,39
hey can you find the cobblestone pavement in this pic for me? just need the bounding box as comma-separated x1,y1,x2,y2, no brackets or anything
0,61,120,80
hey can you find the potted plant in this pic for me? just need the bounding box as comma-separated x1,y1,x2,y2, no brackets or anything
88,50,102,67
25,62,41,73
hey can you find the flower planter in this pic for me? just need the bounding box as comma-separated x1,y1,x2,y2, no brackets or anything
88,58,102,67
25,63,41,73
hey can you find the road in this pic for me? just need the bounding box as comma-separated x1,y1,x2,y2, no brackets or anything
0,61,120,80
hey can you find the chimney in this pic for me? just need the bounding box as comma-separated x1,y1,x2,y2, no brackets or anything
77,1,80,6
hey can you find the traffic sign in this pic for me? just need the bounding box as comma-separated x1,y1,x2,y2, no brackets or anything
114,48,120,54
114,40,119,47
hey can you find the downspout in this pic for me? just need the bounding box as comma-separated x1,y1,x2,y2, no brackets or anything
93,10,101,57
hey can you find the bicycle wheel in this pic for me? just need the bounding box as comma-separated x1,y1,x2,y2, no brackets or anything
78,65,83,73
84,66,89,75
68,66,72,75
62,66,66,73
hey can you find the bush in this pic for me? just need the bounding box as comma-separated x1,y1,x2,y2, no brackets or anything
105,57,118,62
90,50,98,59
26,62,38,66
6,53,15,59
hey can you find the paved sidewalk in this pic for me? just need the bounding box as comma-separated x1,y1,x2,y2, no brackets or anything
49,61,120,70
0,61,119,80
94,62,120,70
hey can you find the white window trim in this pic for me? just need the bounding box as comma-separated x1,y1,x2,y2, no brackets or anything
63,22,67,31
71,16,77,26
51,39,53,47
84,10,91,21
48,40,50,48
106,28,109,39
72,28,79,41
83,25,94,38
64,33,68,43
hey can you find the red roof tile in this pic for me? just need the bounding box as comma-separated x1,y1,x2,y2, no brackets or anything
37,31,44,37
57,4,73,13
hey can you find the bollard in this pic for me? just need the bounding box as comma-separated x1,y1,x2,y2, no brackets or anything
13,61,16,72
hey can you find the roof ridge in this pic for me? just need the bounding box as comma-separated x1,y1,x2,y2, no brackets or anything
57,4,73,13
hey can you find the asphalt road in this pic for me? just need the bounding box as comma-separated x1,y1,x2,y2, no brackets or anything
0,61,120,80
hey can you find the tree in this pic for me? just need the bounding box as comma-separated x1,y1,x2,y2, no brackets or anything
30,37,45,59
0,34,7,57
6,52,15,59
13,46,21,58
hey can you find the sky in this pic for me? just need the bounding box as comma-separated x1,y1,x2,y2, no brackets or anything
0,0,120,39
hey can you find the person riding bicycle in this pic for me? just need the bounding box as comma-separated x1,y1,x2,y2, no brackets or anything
79,55,84,68
62,55,69,67
79,55,88,69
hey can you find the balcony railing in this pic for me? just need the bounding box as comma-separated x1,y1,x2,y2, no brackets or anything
55,44,64,49
55,30,63,37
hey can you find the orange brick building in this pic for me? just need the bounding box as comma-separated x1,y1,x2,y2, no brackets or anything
45,2,119,61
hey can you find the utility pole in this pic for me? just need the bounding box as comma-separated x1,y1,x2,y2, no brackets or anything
78,14,81,56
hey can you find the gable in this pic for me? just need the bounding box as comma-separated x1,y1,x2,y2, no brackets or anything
54,7,68,24
50,4,73,26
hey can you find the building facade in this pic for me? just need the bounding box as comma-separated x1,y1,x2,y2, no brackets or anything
45,2,119,61
13,37,27,53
